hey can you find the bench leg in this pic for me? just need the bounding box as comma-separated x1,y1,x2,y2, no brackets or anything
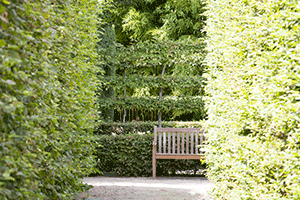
153,145,156,179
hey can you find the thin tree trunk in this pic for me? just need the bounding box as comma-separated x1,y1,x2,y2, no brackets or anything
99,25,116,122
123,69,126,123
158,65,166,127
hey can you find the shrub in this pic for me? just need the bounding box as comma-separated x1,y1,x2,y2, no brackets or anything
205,0,300,199
94,133,205,177
94,121,204,135
0,1,99,199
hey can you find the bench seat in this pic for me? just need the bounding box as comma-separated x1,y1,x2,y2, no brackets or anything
155,153,205,160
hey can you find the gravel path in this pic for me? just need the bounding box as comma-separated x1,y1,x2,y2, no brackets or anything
77,176,213,200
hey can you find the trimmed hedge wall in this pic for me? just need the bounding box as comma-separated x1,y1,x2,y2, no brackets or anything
95,121,203,135
94,134,205,177
1,1,99,199
98,96,205,117
205,0,300,199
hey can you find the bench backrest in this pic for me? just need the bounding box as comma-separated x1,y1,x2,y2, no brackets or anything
153,126,205,155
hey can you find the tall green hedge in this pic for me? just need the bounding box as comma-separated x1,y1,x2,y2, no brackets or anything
205,0,300,199
94,133,205,177
0,1,99,199
95,121,203,135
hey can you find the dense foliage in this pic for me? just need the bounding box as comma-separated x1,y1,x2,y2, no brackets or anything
95,121,203,135
97,25,116,121
100,96,204,117
98,0,207,123
102,75,205,90
94,133,205,177
0,1,99,199
100,0,206,44
204,0,300,198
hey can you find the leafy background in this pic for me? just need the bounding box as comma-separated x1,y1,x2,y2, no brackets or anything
97,0,207,123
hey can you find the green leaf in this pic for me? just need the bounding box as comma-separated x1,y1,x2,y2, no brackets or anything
2,0,10,5
7,44,19,50
0,5,5,14
0,39,5,47
8,50,21,62
5,79,16,85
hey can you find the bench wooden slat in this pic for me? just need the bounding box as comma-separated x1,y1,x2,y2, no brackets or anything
177,132,180,154
156,154,204,160
168,132,171,153
163,132,166,153
191,132,194,154
200,131,203,154
186,132,189,154
195,132,198,154
172,132,175,154
156,153,205,155
159,131,162,153
181,133,184,154
156,128,200,133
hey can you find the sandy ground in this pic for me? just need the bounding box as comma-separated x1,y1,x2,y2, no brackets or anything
77,176,214,200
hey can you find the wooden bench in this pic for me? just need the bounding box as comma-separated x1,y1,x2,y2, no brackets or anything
152,126,205,179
